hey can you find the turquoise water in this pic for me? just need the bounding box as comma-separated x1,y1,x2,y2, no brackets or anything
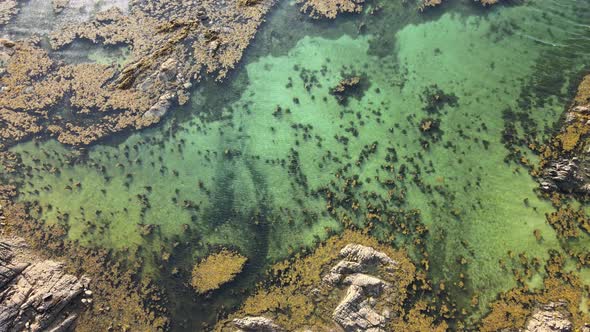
5,0,590,329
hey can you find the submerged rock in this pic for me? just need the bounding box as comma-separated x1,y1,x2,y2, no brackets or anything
52,0,70,13
0,236,89,332
143,92,175,119
330,76,363,105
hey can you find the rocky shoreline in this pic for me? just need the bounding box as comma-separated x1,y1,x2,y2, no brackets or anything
0,235,90,332
0,0,275,150
0,1,587,331
539,74,590,197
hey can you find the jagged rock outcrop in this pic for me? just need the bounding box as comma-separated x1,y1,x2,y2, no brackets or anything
540,157,590,194
324,244,399,332
323,243,398,285
0,236,90,332
525,303,573,332
233,316,284,332
333,273,390,332
539,75,590,196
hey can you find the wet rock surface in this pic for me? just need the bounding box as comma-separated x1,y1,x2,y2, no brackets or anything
540,157,590,194
0,236,89,332
233,316,284,332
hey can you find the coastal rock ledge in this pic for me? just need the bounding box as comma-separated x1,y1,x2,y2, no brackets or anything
525,302,576,332
0,236,89,332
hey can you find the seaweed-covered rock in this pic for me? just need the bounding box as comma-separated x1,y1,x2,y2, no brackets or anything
0,0,276,149
330,76,365,105
215,231,444,332
297,0,365,19
0,236,89,332
419,0,443,11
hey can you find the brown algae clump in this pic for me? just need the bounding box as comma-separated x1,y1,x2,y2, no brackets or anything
297,0,365,19
191,249,248,294
480,251,588,331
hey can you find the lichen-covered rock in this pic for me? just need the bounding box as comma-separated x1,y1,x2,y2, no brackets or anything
0,236,90,332
539,74,590,196
143,93,175,119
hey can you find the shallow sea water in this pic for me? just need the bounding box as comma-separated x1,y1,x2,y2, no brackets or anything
5,0,590,329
